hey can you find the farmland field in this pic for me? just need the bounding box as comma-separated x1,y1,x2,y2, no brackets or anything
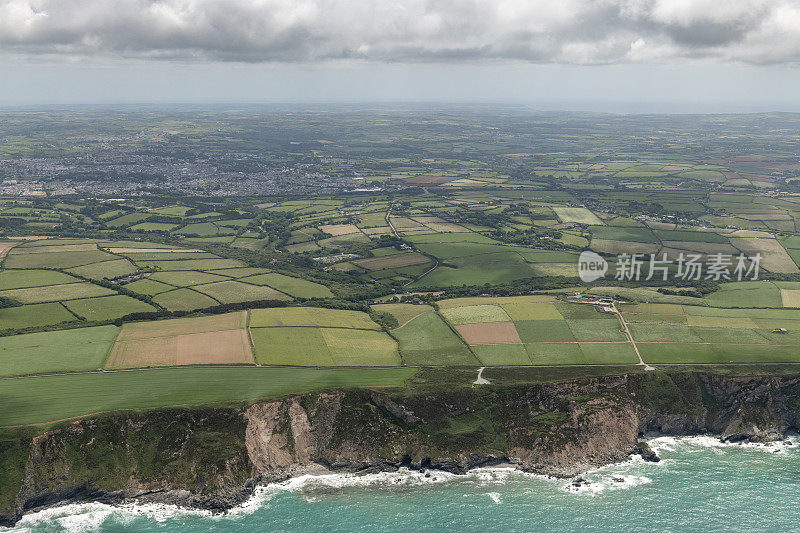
440,304,511,325
390,311,478,365
0,282,115,303
106,312,252,368
352,253,430,270
0,269,77,290
251,326,399,366
552,207,604,225
250,307,380,329
3,249,115,269
150,270,229,286
238,273,334,298
192,280,291,303
372,303,434,325
66,258,138,280
0,326,118,377
455,321,521,344
7,109,800,427
0,366,417,426
0,302,78,331
62,295,157,321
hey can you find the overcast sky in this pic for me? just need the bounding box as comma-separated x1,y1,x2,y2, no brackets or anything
2,0,800,110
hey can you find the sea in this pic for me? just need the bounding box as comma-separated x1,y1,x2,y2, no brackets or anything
5,437,800,532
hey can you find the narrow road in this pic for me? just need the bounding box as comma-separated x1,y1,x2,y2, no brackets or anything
404,256,439,287
612,302,655,371
386,204,399,238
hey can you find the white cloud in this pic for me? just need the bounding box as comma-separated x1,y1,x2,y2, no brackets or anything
0,0,798,65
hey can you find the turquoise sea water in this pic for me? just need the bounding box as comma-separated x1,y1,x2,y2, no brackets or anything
7,437,800,532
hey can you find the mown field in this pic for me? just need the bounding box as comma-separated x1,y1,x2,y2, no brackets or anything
621,302,800,363
0,366,417,426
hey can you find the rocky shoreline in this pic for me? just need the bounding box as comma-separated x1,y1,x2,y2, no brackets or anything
3,371,799,526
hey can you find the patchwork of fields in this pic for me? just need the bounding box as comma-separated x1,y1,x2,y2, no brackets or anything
0,238,333,332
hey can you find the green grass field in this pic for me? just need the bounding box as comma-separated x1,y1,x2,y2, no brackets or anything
391,312,478,366
703,281,784,308
62,295,157,321
123,278,174,296
515,320,576,342
66,259,139,280
0,282,115,304
193,281,291,304
552,207,604,225
250,307,380,329
566,319,626,341
4,250,115,269
175,222,236,237
0,302,78,330
152,288,220,311
592,226,657,243
150,270,229,286
0,326,118,377
251,326,399,366
239,273,333,298
371,303,434,325
0,366,417,426
440,304,511,325
135,258,245,271
0,269,77,290
637,343,800,364
130,222,179,231
500,302,563,321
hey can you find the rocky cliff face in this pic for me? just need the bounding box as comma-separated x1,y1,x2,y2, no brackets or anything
2,372,799,526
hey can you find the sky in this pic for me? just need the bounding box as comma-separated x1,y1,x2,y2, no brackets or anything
2,0,800,111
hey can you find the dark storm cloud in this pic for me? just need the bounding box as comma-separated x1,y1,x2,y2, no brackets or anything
0,0,798,65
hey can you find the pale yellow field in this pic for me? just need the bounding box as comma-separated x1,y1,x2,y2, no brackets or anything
0,242,15,258
456,322,521,345
781,289,800,308
590,238,659,255
106,311,252,368
424,223,470,233
729,237,799,274
318,224,361,236
106,329,253,368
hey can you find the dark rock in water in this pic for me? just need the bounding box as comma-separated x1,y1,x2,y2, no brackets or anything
633,441,660,463
571,476,587,488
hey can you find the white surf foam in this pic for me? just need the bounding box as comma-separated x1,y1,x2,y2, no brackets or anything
5,500,216,533
647,435,799,456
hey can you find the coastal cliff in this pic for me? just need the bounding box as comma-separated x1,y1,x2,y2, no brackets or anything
2,371,799,526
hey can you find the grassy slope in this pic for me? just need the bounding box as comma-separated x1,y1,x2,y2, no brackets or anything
0,367,417,426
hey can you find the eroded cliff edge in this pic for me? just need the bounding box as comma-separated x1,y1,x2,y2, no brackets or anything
2,371,800,526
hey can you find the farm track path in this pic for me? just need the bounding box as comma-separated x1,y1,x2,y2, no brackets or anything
390,311,429,331
612,302,655,371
